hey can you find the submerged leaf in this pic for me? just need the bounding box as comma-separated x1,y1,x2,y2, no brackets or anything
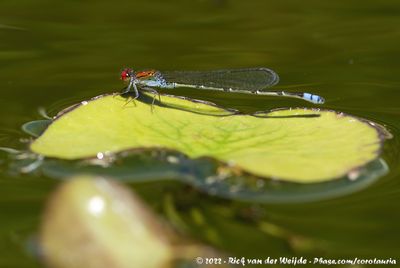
39,150,388,203
22,120,51,137
30,94,386,183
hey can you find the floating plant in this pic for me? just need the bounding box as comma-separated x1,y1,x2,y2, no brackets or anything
10,93,391,202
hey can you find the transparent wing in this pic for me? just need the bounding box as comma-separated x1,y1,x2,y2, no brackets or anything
162,68,279,91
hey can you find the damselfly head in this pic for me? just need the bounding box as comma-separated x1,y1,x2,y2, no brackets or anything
120,68,134,81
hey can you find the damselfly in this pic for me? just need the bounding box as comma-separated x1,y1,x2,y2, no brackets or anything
120,68,325,104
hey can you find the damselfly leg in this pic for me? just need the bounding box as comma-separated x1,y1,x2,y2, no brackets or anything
121,75,139,99
141,87,162,112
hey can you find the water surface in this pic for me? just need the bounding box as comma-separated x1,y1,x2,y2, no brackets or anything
0,0,399,266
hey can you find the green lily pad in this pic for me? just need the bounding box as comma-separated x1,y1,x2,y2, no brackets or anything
30,93,386,183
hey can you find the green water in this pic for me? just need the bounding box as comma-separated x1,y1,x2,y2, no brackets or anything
1,0,400,267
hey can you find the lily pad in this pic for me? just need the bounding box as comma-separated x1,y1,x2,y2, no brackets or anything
30,93,386,183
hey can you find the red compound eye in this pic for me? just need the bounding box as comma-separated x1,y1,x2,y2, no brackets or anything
120,68,132,81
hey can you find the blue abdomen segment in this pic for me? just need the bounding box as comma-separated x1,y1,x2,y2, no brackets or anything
303,93,325,104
